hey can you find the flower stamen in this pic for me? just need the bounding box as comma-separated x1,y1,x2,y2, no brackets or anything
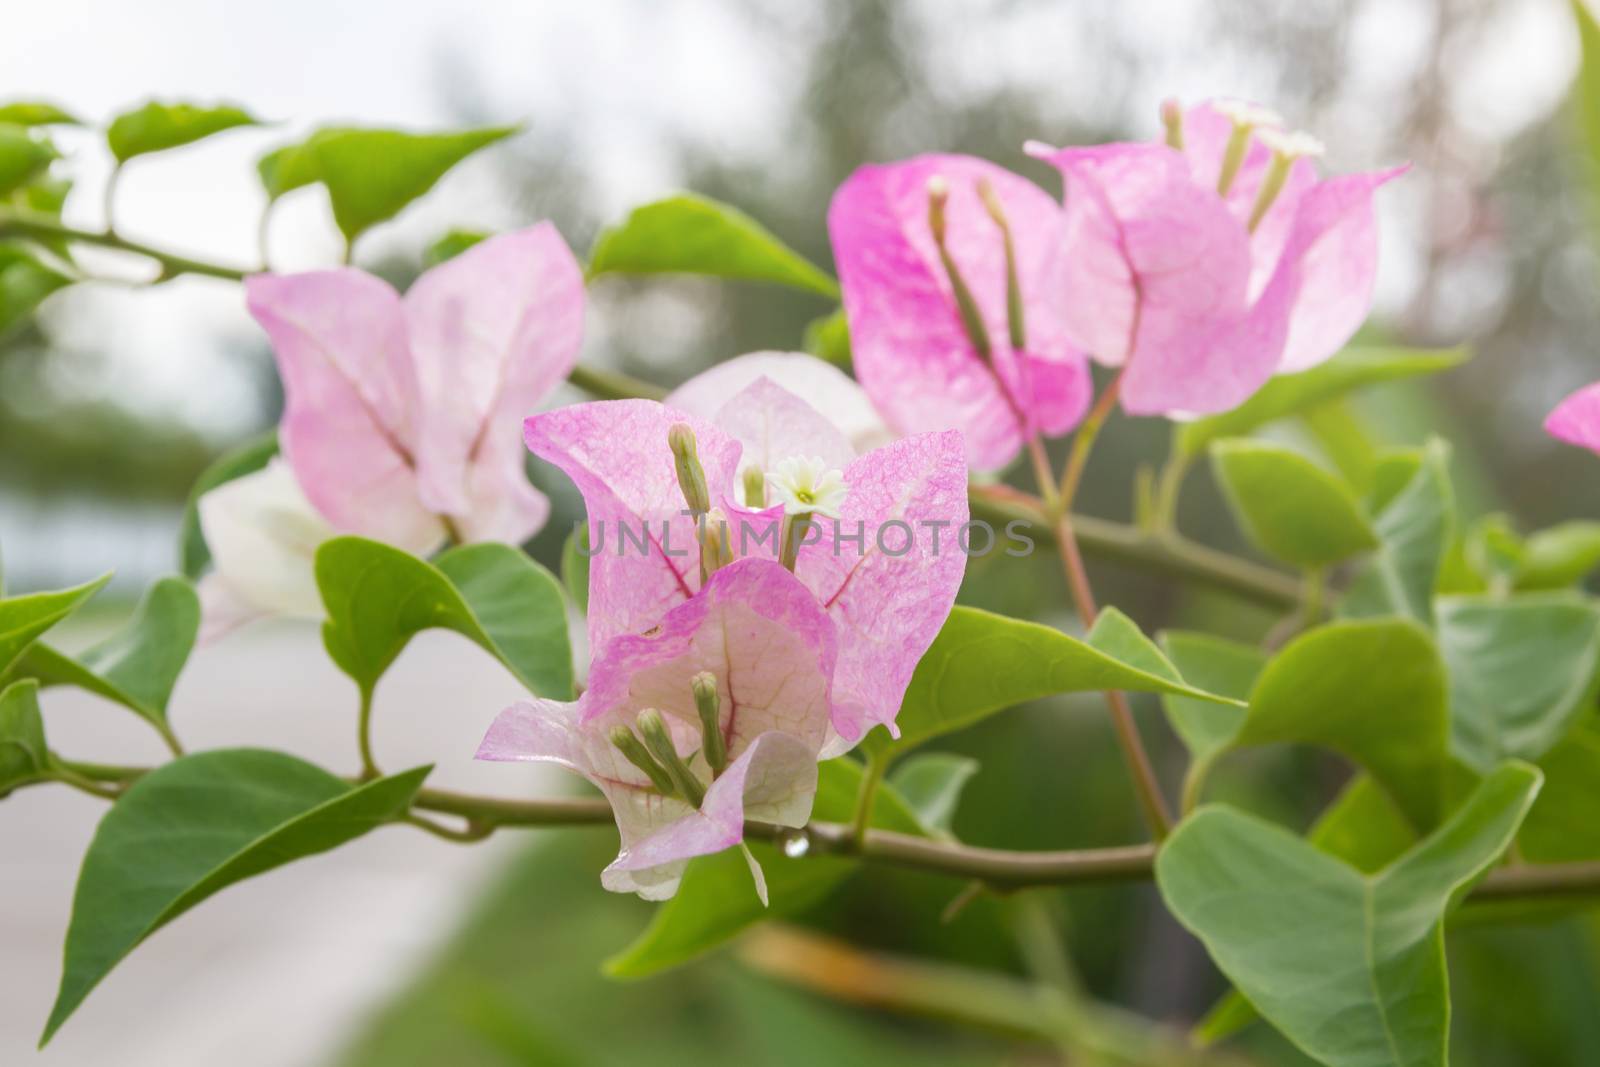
1247,128,1325,233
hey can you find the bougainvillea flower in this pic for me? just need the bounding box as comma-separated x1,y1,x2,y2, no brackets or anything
664,350,893,457
245,222,584,546
524,394,967,746
478,558,834,899
198,224,583,636
828,154,1092,472
1026,100,1405,416
1546,382,1600,455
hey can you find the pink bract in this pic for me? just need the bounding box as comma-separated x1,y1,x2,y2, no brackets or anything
828,153,1092,472
1546,381,1600,456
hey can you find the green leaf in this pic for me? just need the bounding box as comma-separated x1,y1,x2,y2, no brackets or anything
1210,439,1378,568
317,537,572,699
588,193,839,298
1156,762,1542,1067
604,756,924,978
802,307,852,368
106,101,257,163
423,228,489,267
0,123,58,196
1516,520,1600,590
1436,593,1600,773
258,125,518,242
43,750,429,1044
1341,439,1455,624
870,606,1243,758
10,577,198,743
0,574,111,676
0,679,49,791
1159,632,1264,765
1236,619,1451,829
1308,774,1419,873
0,242,71,336
887,753,980,835
560,524,590,614
178,430,279,579
0,101,80,126
1521,722,1600,862
1175,346,1469,458
1299,397,1383,493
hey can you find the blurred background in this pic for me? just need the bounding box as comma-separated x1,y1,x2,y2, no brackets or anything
3,0,1599,1063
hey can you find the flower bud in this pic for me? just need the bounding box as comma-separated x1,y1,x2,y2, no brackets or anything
667,423,711,515
923,176,991,360
976,177,1026,350
608,724,677,796
1160,98,1185,150
700,511,732,582
636,708,706,807
691,671,727,774
926,175,950,244
742,466,767,509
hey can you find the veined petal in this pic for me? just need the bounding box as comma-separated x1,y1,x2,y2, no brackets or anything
1274,166,1407,373
796,430,968,745
580,558,838,758
524,400,743,647
830,154,1088,472
245,271,442,549
1028,142,1253,366
195,460,335,635
406,223,585,541
601,731,817,900
1547,381,1600,456
705,376,855,484
665,351,893,456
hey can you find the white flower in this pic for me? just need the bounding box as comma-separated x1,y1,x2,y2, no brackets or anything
1255,127,1326,161
765,456,848,519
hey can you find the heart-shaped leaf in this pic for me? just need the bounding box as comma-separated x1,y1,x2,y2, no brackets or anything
603,756,924,978
1210,439,1377,568
9,577,199,743
887,753,979,836
867,606,1243,760
0,574,110,676
1157,762,1541,1067
0,123,57,196
43,750,429,1044
258,125,517,242
316,537,572,700
106,101,257,162
588,193,839,298
1340,440,1454,624
1436,593,1600,773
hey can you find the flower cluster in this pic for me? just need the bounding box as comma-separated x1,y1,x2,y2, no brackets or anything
200,97,1412,899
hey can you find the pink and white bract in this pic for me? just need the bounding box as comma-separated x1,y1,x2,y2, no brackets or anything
1028,100,1405,417
478,558,835,900
1547,381,1600,456
198,224,584,633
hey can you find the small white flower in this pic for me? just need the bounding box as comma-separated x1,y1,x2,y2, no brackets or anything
1215,98,1284,130
1256,127,1326,161
766,456,848,519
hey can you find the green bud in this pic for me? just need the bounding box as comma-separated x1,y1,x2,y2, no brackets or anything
691,671,727,774
700,512,732,582
636,708,706,807
1160,98,1185,150
668,423,711,514
608,725,677,795
779,514,811,572
742,466,767,509
925,175,950,244
924,176,991,360
976,178,1026,350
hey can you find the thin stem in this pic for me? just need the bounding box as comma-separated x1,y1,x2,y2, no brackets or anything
103,164,121,236
1152,447,1192,534
1056,515,1174,839
49,766,123,801
153,719,186,759
27,762,1600,903
848,748,889,849
1058,374,1123,510
402,812,492,843
357,688,380,781
0,211,250,281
